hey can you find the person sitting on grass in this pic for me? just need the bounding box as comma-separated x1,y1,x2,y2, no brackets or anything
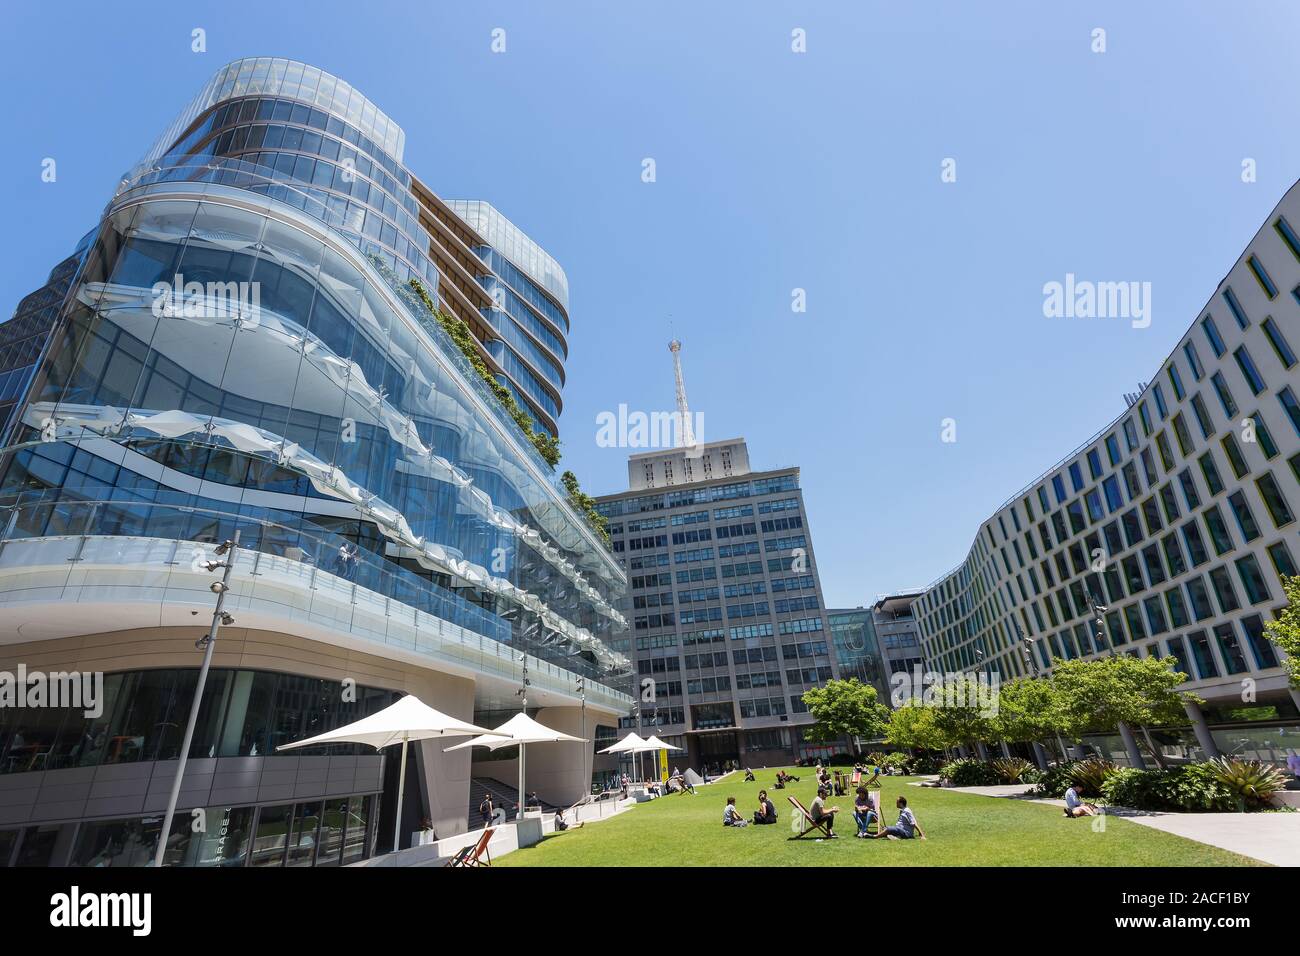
752,789,777,825
744,768,756,782
809,786,840,837
869,796,925,840
723,796,749,827
1064,783,1099,817
853,786,879,838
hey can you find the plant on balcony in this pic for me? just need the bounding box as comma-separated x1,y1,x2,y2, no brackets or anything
560,470,609,545
403,275,561,468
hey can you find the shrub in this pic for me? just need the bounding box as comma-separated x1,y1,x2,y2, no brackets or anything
1067,758,1115,798
908,754,944,775
1033,761,1079,797
991,756,1036,784
1209,757,1287,811
940,758,1001,787
1101,763,1235,812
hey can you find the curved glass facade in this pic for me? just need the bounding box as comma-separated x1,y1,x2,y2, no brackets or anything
128,58,570,437
0,182,628,691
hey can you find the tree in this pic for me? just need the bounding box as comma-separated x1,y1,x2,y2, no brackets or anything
928,674,996,751
801,678,890,745
1049,656,1195,762
990,676,1060,744
1263,575,1300,686
885,699,946,752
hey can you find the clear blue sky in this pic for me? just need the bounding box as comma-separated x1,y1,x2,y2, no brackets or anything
3,1,1300,607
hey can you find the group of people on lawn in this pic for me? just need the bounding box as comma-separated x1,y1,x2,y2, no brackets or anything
722,768,925,841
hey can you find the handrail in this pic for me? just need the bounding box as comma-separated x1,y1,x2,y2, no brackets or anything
0,497,633,700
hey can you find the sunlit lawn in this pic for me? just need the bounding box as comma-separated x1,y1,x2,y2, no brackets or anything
497,766,1263,867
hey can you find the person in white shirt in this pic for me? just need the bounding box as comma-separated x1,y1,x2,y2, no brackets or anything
1064,783,1098,817
870,796,925,840
722,796,748,827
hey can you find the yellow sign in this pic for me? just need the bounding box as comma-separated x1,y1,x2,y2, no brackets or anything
659,749,668,781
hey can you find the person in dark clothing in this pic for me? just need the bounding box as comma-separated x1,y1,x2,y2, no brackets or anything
752,789,778,825
478,795,494,828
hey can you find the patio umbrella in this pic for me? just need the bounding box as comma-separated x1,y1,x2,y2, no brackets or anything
642,735,683,784
599,732,648,784
277,694,499,853
444,712,586,820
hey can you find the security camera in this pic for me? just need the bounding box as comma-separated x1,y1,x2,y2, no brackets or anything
213,540,234,556
202,560,224,572
210,581,228,594
219,612,235,626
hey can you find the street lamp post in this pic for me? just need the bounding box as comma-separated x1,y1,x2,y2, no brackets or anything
152,532,240,868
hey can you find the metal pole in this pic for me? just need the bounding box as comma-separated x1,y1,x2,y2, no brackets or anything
393,734,409,852
152,532,239,868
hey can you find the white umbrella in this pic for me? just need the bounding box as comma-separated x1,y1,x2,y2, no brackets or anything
277,694,499,853
444,712,586,819
642,735,682,784
599,732,649,785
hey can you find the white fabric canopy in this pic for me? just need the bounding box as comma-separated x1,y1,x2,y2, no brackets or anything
275,694,498,854
442,711,586,752
598,732,647,754
642,735,682,752
275,694,496,752
443,711,586,821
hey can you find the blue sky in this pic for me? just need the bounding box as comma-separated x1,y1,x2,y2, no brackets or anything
3,1,1300,607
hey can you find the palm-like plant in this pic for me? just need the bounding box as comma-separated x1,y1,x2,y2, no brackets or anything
1067,758,1115,797
991,756,1034,784
1208,757,1287,811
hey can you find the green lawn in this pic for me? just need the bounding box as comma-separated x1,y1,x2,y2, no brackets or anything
498,767,1263,867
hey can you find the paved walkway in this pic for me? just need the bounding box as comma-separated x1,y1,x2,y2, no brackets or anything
935,783,1299,866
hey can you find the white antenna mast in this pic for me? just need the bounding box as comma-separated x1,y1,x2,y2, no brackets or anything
668,339,696,448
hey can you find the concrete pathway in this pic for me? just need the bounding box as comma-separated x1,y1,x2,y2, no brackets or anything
934,782,1299,866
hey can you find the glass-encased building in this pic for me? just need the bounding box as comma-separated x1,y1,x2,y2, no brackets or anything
914,182,1300,769
0,58,629,867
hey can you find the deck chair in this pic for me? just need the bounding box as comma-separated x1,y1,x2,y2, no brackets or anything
787,796,833,840
446,826,495,867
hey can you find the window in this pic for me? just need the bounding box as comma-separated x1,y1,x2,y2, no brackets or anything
1248,412,1279,459
1183,341,1205,380
1278,387,1300,437
1234,554,1271,604
1213,623,1249,674
1224,285,1252,326
1210,371,1238,418
1261,317,1297,368
1198,451,1224,496
1246,256,1278,299
1255,472,1294,527
1240,614,1280,669
1226,490,1261,541
1186,630,1220,679
1220,433,1250,480
1181,520,1210,567
1275,215,1300,261
1186,579,1215,622
1267,540,1297,577
1105,432,1122,466
1233,345,1266,396
1202,505,1235,554
1178,468,1201,510
1153,383,1169,420
1102,475,1124,512
1167,363,1186,401
1202,315,1226,357
1190,393,1214,440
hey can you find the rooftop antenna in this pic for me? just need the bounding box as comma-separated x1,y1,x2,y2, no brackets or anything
668,338,697,449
